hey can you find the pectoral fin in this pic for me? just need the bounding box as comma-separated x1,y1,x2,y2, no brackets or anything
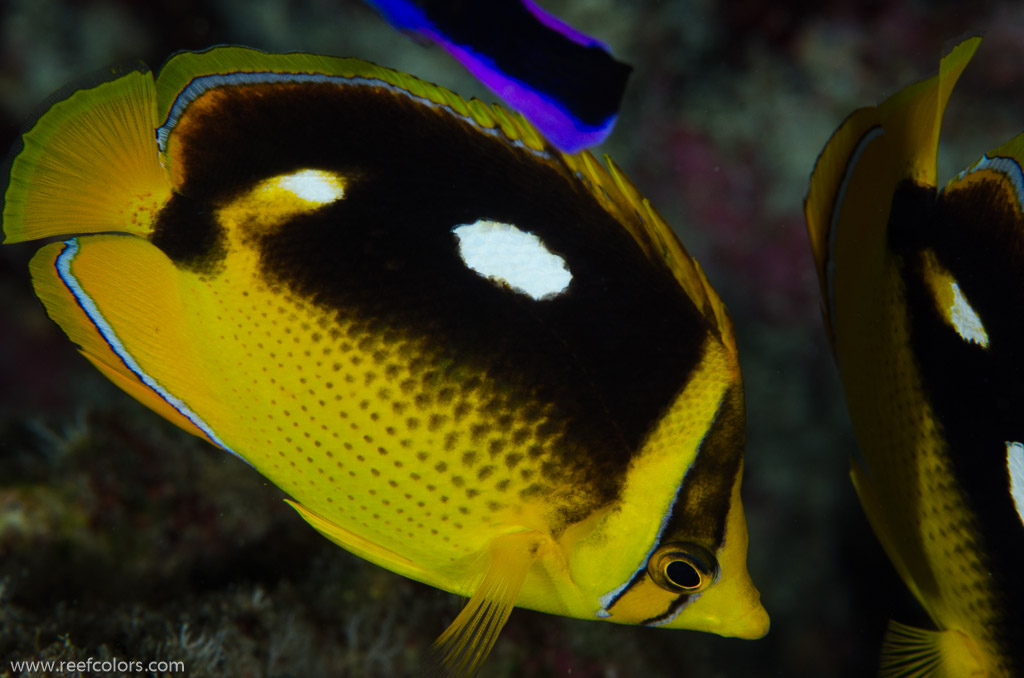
431,532,544,678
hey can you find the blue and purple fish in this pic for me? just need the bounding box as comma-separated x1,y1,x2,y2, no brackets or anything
365,0,631,152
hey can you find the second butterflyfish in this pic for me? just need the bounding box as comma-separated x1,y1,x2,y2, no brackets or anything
806,37,1024,677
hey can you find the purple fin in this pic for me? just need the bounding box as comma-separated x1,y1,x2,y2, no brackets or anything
364,0,631,152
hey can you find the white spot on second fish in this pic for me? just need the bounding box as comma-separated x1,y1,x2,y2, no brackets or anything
267,169,345,204
452,220,572,300
1007,441,1024,526
947,282,989,348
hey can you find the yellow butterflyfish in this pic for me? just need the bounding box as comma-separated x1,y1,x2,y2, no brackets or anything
2,46,768,676
806,36,1024,677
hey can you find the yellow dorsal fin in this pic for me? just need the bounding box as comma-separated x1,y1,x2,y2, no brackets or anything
803,100,883,349
431,533,544,678
560,149,731,345
879,620,985,678
850,460,933,610
154,46,549,149
968,130,1024,176
875,37,979,187
3,67,171,243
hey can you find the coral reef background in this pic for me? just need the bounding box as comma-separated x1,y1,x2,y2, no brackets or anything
2,1,1023,676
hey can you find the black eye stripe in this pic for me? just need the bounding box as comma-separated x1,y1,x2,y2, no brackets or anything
640,595,695,627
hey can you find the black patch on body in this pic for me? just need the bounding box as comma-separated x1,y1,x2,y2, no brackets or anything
889,177,1024,670
661,383,744,547
150,191,225,274
154,78,714,510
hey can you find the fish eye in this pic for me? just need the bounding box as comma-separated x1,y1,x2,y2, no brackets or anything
647,542,720,594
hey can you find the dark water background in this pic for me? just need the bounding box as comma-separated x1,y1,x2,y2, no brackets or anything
1,1,1022,676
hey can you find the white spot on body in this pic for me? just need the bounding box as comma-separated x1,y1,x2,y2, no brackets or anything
267,169,345,204
947,282,989,347
1007,441,1024,526
452,220,572,300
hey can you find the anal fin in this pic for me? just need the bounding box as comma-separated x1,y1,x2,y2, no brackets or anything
431,532,544,678
880,620,985,678
285,499,419,575
850,459,931,609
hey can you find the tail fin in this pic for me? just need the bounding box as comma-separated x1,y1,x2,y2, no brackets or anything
3,67,171,244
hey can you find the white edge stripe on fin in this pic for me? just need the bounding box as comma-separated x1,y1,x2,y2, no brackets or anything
958,154,1024,206
156,72,551,159
56,238,249,466
825,125,885,352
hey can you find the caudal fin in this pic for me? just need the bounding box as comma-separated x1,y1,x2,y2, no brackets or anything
3,68,170,244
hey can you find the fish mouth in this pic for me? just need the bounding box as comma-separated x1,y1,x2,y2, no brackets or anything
723,593,770,639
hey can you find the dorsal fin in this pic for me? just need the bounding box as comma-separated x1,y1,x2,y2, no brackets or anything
561,149,734,350
152,46,550,191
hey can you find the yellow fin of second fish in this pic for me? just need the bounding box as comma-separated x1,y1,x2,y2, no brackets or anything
431,533,544,678
853,464,988,678
849,460,927,608
3,68,171,243
879,620,985,678
872,37,979,188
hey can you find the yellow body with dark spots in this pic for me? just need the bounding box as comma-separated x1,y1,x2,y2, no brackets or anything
3,46,767,676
